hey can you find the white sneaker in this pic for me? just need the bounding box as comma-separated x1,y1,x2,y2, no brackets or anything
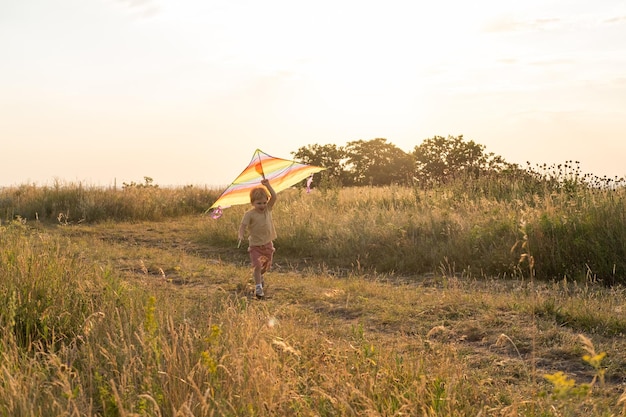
255,285,264,298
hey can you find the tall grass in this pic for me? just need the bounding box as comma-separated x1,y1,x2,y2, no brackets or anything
0,221,105,351
2,214,626,415
3,171,625,283
0,219,626,416
201,178,625,284
0,180,220,223
1,167,624,416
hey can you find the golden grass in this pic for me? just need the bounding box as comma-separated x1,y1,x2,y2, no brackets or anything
1,211,626,416
1,180,626,416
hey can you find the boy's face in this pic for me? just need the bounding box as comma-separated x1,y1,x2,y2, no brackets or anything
252,197,268,212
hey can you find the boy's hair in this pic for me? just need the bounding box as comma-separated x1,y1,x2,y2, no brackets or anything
250,187,269,203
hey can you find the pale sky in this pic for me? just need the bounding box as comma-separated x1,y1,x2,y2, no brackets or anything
1,0,625,187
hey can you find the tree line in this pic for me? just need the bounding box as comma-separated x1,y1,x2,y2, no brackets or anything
291,135,513,187
292,135,625,190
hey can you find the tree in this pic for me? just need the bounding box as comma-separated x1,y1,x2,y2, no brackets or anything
345,138,414,186
412,135,507,185
291,143,350,186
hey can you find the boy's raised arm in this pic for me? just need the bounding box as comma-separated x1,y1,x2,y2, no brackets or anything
262,179,277,208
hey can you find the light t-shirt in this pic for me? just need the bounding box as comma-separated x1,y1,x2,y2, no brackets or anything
241,208,277,246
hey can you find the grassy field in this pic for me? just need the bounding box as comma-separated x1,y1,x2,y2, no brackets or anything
1,180,626,416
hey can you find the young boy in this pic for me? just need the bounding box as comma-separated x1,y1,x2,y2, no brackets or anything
238,179,277,298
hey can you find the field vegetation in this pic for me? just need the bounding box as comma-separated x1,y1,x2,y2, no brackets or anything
1,138,626,416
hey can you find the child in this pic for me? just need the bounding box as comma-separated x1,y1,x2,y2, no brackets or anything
238,179,277,298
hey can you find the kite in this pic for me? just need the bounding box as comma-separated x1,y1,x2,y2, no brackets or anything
207,149,326,218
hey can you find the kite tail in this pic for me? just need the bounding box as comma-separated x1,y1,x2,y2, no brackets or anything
207,206,223,219
306,174,314,193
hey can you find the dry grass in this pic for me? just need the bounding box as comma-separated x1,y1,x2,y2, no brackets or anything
2,212,626,416
3,177,625,281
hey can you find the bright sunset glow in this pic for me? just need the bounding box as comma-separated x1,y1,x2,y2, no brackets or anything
1,0,625,187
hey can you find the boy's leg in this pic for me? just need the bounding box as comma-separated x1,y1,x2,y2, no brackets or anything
249,247,264,297
254,267,264,297
253,266,263,285
249,247,263,284
250,244,274,298
261,244,274,290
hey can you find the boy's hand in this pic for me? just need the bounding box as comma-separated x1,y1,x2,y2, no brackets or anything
261,179,269,186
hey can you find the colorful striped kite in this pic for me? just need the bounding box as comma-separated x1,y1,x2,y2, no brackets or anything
207,149,326,218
